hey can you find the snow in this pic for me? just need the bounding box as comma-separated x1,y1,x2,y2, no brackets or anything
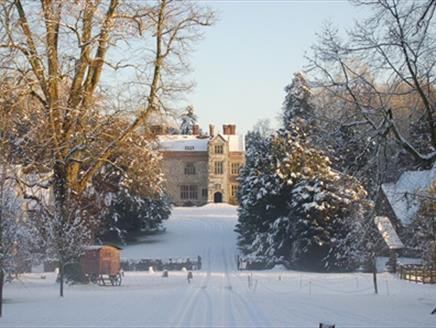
382,166,436,225
157,135,208,152
157,134,245,153
222,134,245,152
3,205,436,327
374,216,404,249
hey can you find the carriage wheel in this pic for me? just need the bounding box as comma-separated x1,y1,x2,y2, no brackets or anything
110,273,122,286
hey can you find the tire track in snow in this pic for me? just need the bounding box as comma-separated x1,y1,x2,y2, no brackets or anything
171,248,213,327
221,247,269,327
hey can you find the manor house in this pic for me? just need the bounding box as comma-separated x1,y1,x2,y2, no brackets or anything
157,124,245,206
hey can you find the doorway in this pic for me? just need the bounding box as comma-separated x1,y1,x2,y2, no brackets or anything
214,192,223,203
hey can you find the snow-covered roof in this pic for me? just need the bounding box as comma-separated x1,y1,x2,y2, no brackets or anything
84,245,122,251
157,134,245,152
381,166,436,225
157,135,208,152
374,216,404,249
220,134,245,152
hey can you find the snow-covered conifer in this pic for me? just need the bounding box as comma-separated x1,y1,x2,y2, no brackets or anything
180,106,198,135
282,72,313,128
236,130,283,254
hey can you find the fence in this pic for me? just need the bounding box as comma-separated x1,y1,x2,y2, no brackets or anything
121,256,202,272
399,264,436,284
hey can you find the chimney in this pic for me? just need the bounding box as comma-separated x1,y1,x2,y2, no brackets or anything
230,124,236,135
223,124,236,135
192,124,200,136
223,124,229,135
209,124,215,137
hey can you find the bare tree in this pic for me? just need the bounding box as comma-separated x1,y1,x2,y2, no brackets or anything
308,0,436,178
0,0,214,299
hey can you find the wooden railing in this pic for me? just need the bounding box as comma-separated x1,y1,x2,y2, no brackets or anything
399,264,436,284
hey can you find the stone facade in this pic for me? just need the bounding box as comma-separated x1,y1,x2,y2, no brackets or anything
158,125,245,206
161,152,208,206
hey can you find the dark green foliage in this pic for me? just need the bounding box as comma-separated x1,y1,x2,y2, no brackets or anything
237,74,370,272
99,189,171,243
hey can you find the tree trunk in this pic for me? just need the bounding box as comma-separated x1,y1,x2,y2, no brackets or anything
372,254,378,294
59,260,64,297
0,264,3,317
53,162,69,298
0,163,5,316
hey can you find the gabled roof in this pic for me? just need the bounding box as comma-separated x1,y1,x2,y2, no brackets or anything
157,135,208,152
381,166,436,225
218,134,245,152
374,216,404,249
84,245,122,251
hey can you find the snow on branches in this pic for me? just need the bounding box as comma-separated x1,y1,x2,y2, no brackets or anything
238,78,370,271
180,106,198,135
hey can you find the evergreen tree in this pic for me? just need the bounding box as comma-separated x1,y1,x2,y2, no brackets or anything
237,74,369,271
236,131,284,255
180,106,197,135
282,72,313,128
273,122,368,271
100,188,171,243
407,181,436,265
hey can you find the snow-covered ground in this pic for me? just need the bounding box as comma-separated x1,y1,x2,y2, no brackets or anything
2,204,436,327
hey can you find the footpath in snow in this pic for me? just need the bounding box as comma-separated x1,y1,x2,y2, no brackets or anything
2,204,436,327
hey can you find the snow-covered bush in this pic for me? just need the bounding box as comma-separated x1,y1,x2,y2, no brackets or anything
0,181,33,275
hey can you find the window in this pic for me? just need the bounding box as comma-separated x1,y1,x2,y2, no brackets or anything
184,145,194,151
214,145,223,154
180,185,198,200
184,163,196,175
231,163,241,175
189,185,198,199
180,185,189,199
231,184,239,198
202,188,208,198
214,161,223,174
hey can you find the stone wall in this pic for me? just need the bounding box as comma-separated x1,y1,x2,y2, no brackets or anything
227,152,244,205
161,152,208,206
207,136,229,203
160,137,245,206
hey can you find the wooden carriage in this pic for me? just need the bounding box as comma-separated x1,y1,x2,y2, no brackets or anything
81,245,122,286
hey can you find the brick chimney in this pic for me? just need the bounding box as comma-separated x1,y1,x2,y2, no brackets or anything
223,124,236,135
222,124,230,135
230,124,236,135
209,124,215,137
192,124,200,136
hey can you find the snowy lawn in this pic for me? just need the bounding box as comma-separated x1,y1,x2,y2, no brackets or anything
2,204,436,327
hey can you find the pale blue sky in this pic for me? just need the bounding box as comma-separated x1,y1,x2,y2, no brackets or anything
185,1,369,134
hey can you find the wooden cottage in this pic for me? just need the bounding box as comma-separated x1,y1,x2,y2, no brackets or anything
374,216,404,273
81,245,122,286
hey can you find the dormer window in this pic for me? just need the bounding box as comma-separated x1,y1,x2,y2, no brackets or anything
214,145,223,154
185,145,194,151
